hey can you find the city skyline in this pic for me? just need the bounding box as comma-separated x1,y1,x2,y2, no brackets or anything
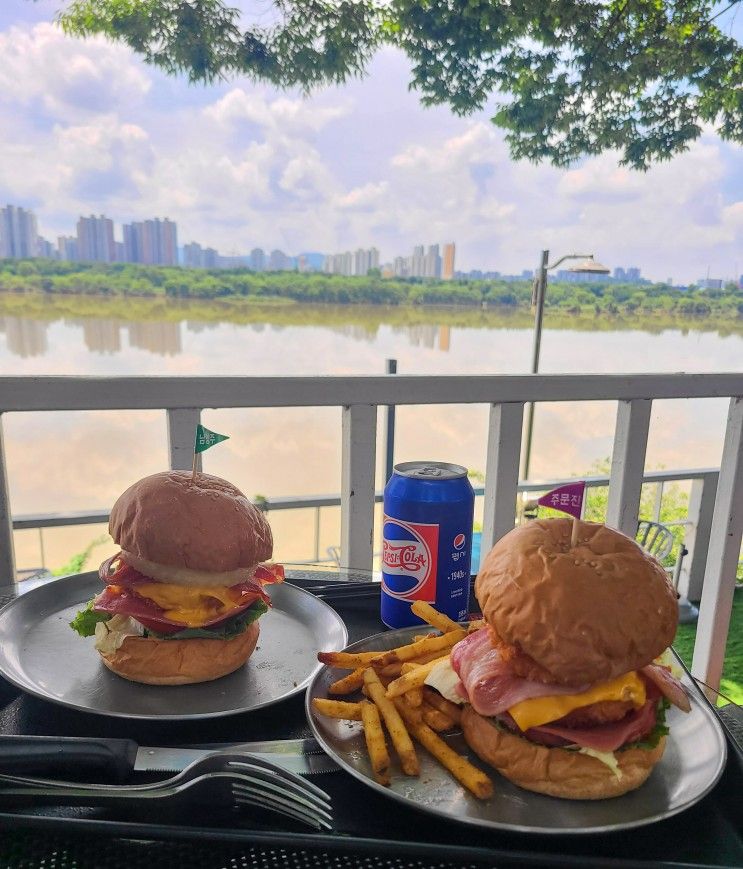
0,5,741,284
0,201,664,284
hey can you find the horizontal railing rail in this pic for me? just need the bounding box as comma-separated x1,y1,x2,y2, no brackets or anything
0,372,741,696
12,467,720,602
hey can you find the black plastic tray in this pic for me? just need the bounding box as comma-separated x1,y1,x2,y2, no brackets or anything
1,575,742,869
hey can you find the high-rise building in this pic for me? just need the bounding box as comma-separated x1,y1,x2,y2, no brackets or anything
0,205,38,259
57,236,78,261
424,244,441,278
442,243,456,280
250,248,266,272
122,218,178,265
613,267,627,281
76,215,115,263
410,245,425,278
37,236,56,259
268,249,292,271
626,267,641,282
183,242,204,268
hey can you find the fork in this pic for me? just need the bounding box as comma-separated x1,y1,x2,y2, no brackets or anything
0,770,332,830
0,753,333,830
0,751,329,803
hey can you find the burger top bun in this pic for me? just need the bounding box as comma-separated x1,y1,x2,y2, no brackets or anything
475,518,678,686
109,470,273,574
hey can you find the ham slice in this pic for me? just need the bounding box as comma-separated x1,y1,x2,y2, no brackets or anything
450,628,588,717
93,553,272,635
92,584,266,633
530,697,659,752
641,663,691,712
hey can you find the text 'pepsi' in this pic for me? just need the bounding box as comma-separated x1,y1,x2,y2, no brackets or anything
381,461,475,629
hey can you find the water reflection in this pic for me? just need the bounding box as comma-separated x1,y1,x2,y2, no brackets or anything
0,316,48,358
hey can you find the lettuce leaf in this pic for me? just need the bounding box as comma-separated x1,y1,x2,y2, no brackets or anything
143,600,269,640
622,698,671,751
69,599,111,637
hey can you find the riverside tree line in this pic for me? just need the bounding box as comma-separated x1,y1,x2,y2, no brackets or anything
0,259,741,319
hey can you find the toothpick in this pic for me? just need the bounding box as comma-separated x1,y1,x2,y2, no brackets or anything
570,516,580,548
191,451,198,482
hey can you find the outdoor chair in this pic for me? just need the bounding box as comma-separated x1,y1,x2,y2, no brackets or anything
636,519,698,625
635,519,675,562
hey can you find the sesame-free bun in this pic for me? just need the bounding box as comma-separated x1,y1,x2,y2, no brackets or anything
461,705,665,800
99,621,260,685
109,470,272,574
475,519,678,686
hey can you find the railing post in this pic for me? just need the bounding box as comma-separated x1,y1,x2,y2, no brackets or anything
384,359,397,485
167,408,202,471
341,404,377,571
482,402,524,551
692,396,743,694
314,507,321,562
607,399,652,537
0,414,16,587
678,473,718,601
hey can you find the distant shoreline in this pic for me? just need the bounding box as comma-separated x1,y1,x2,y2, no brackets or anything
1,289,741,337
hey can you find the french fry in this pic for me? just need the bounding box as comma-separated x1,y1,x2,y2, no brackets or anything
311,698,363,720
318,650,384,669
363,668,419,776
413,634,432,643
406,687,424,707
393,696,494,800
373,629,466,668
385,656,447,699
377,661,404,678
328,667,366,695
421,702,456,732
467,619,485,633
360,701,391,786
411,600,461,633
422,687,462,725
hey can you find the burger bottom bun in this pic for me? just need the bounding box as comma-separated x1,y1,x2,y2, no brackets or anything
99,622,260,686
461,705,666,800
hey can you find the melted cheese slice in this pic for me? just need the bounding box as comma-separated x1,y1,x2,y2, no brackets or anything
508,671,646,732
135,582,246,627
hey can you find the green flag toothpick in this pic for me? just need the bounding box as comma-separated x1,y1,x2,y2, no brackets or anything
192,424,229,478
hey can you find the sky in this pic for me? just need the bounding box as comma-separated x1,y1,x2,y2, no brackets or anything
1,1,742,282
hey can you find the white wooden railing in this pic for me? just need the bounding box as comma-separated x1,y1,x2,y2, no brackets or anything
0,372,741,694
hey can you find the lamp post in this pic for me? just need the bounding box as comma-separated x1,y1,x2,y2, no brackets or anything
521,251,611,481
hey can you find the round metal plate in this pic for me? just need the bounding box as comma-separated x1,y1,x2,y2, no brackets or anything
307,626,728,834
0,572,347,720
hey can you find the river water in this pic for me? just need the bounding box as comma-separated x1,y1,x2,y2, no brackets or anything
1,295,741,571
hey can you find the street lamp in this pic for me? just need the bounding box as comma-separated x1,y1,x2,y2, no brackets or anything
521,250,611,480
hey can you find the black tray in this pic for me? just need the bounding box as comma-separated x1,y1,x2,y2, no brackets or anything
1,574,742,869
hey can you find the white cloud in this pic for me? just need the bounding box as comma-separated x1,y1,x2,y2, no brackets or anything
0,19,742,279
0,23,150,118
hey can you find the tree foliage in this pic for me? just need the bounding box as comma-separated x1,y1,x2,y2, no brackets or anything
1,258,741,321
52,0,743,168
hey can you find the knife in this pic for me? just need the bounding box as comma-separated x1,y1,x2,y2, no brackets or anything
0,735,339,780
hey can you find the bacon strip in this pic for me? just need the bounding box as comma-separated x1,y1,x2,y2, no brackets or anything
450,628,588,717
641,663,691,712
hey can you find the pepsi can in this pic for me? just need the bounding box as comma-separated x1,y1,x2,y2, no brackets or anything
381,461,475,629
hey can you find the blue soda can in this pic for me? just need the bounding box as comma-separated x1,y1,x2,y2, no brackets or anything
381,461,475,629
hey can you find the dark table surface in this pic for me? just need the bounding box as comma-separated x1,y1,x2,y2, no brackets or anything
0,572,742,869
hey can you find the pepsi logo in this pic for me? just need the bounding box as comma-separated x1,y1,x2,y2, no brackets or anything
453,533,466,550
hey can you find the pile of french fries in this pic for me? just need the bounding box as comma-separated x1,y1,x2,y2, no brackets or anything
313,600,493,800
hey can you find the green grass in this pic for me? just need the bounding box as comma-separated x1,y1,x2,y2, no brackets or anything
673,589,743,705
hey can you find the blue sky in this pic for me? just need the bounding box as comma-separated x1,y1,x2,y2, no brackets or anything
1,1,742,282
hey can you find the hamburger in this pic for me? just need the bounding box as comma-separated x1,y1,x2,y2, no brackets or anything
70,470,283,685
427,518,691,799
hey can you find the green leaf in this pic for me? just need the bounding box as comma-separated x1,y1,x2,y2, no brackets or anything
622,699,671,751
69,599,110,637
